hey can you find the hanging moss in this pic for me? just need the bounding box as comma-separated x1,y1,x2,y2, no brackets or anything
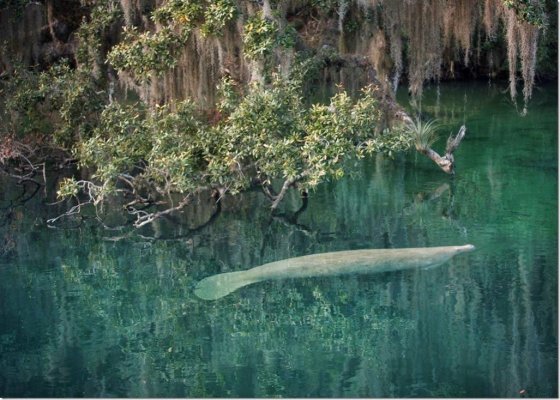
1,0,554,109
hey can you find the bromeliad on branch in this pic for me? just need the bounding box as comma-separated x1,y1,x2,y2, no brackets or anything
403,117,467,175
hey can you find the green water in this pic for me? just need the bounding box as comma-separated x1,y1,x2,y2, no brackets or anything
0,82,557,397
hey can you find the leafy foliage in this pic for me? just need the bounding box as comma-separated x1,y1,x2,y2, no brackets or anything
502,0,547,27
60,69,412,215
108,0,238,81
361,126,413,159
201,0,238,36
242,13,280,61
1,61,105,147
108,26,184,81
78,102,150,185
75,2,122,69
144,101,210,193
3,0,449,221
151,0,204,26
242,12,297,61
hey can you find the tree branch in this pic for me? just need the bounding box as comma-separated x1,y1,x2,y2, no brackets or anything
270,176,298,210
415,125,467,174
260,182,278,201
446,125,467,155
269,170,311,210
128,194,192,228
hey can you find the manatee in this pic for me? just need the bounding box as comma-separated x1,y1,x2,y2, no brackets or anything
194,244,475,300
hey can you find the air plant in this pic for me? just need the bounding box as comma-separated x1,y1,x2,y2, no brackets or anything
404,117,441,151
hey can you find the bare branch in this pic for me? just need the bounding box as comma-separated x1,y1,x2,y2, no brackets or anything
261,182,278,201
47,202,86,225
270,173,306,210
416,147,454,174
46,180,103,226
445,125,467,155
129,194,192,228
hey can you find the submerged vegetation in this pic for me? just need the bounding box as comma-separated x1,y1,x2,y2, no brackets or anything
0,0,556,227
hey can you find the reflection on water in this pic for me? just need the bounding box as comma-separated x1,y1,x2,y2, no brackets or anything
0,82,557,397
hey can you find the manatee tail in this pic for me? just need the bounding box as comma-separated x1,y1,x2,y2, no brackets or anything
194,271,257,300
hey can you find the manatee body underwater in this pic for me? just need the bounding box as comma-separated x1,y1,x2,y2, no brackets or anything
194,244,476,300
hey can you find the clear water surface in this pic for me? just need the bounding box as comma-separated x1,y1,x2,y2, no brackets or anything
0,81,557,397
